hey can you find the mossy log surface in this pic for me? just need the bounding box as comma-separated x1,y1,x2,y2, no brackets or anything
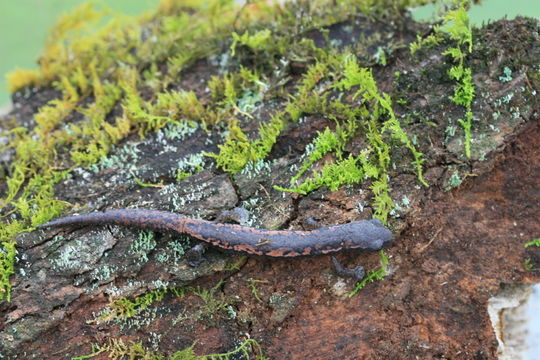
0,3,539,358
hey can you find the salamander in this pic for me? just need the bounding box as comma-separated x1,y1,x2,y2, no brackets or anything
39,209,393,279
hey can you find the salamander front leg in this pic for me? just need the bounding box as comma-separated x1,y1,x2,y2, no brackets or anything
331,256,365,281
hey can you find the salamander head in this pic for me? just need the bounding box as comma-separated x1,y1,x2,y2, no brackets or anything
345,219,393,251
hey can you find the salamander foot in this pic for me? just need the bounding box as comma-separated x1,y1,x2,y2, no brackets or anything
331,256,365,281
186,244,207,267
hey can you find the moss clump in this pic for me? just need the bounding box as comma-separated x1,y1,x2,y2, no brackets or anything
442,0,474,158
96,280,233,324
525,237,540,248
412,0,475,157
73,337,265,360
230,29,273,56
276,54,427,222
98,285,187,322
204,114,286,173
88,280,250,358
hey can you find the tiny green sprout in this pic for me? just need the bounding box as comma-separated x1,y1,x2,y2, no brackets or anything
224,256,248,271
348,250,389,297
133,176,164,188
499,66,513,83
176,171,191,181
230,29,272,56
523,258,535,271
192,279,234,317
525,237,540,248
247,278,267,303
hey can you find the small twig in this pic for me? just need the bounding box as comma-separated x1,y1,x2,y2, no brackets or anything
419,227,443,253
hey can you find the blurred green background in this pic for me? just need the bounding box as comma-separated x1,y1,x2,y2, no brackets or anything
1,0,539,108
0,0,155,109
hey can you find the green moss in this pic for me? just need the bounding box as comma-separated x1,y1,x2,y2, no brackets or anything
205,47,429,222
523,258,536,271
133,177,165,188
297,61,330,93
247,278,265,304
204,113,286,173
192,279,234,318
73,337,266,360
409,26,443,56
458,110,473,158
289,127,343,184
34,98,78,136
412,0,475,158
70,81,125,166
208,74,239,107
98,285,188,322
348,250,389,297
97,279,235,326
440,0,472,53
277,154,364,194
0,222,23,301
277,54,426,222
450,67,474,107
525,237,540,248
230,29,272,56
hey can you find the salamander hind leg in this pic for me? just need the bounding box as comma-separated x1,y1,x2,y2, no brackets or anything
185,243,207,267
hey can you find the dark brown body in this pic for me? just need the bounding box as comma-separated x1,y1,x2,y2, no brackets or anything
39,209,393,257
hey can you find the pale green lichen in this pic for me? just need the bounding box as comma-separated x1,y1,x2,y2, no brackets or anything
499,66,513,83
130,230,157,262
